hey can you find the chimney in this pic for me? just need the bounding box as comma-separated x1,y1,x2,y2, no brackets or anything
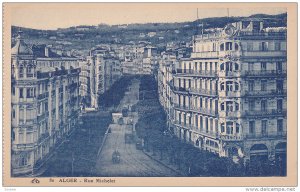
260,21,264,31
45,46,49,57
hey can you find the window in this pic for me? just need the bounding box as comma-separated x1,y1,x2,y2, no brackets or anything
277,119,283,133
221,102,225,111
248,80,254,92
249,121,255,134
220,43,225,51
276,62,283,72
234,82,239,91
200,98,202,108
221,123,225,133
19,66,25,79
220,63,225,71
234,63,239,71
45,102,48,111
234,43,239,51
226,101,234,112
12,87,15,95
262,120,267,135
19,88,24,98
275,42,281,51
249,100,255,111
261,62,267,71
236,123,240,134
26,88,35,98
226,42,233,51
262,42,268,51
247,42,253,51
276,80,284,92
226,62,233,72
200,116,203,130
19,156,28,166
226,81,233,91
12,109,15,119
235,102,239,111
261,80,267,91
26,66,34,77
277,99,283,111
226,122,233,134
261,100,267,111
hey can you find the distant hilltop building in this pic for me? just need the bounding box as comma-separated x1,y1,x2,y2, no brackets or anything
11,32,81,176
158,19,287,164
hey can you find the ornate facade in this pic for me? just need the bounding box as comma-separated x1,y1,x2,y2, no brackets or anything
159,19,287,163
11,32,81,176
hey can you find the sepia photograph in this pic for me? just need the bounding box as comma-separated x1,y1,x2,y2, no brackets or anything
2,2,298,187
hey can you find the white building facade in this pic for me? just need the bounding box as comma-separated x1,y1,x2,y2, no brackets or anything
159,20,287,163
11,33,81,176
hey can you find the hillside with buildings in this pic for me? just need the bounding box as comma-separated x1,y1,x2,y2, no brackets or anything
11,13,286,55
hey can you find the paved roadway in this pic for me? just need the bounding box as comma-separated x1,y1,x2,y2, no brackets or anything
94,78,178,177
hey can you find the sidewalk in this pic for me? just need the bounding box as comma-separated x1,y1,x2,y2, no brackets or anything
142,150,185,176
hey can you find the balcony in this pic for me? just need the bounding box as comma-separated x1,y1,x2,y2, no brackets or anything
191,52,219,58
242,109,287,117
171,119,220,139
243,70,287,77
190,105,218,116
242,51,286,58
244,89,287,97
245,131,287,139
218,71,242,78
219,134,243,141
219,111,242,118
172,86,189,94
13,143,35,150
189,88,217,96
218,91,241,98
37,92,49,100
219,51,242,58
175,69,217,77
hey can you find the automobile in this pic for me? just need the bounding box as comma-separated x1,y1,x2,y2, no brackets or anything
112,150,121,164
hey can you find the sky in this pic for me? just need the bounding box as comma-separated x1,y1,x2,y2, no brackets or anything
9,3,287,30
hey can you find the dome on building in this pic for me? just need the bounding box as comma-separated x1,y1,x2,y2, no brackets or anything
11,31,33,56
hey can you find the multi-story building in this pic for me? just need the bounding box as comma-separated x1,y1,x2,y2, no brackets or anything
79,60,91,107
159,19,287,163
86,47,122,109
11,32,81,176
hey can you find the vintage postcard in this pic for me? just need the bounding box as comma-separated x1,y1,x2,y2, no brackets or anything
2,2,298,187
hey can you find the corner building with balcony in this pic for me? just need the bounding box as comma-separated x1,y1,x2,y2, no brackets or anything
168,19,287,163
11,32,81,176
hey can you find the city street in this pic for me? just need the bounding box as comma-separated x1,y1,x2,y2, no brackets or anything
94,78,179,177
